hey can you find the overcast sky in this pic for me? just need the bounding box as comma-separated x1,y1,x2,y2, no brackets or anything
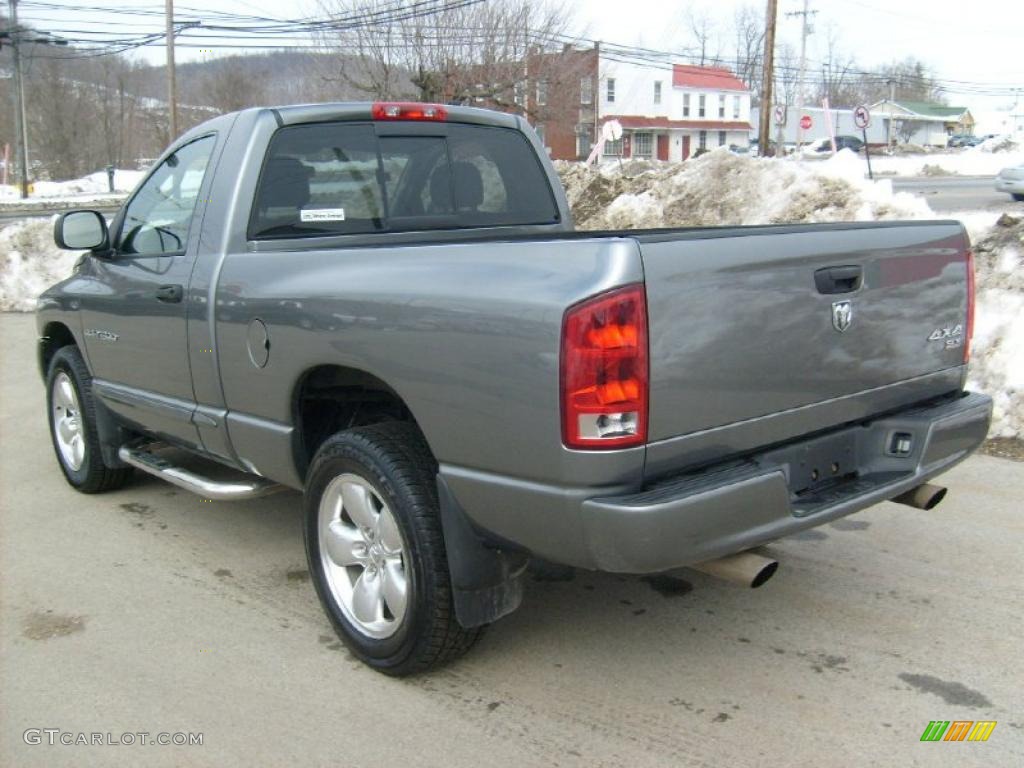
19,0,1024,110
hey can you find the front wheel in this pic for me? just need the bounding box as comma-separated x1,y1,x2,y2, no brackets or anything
46,346,132,493
304,422,481,675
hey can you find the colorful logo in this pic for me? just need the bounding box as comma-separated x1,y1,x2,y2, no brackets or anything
920,721,996,742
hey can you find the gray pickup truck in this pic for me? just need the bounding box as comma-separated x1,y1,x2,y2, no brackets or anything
39,102,991,675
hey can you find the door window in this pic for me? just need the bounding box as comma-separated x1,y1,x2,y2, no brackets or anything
119,135,216,255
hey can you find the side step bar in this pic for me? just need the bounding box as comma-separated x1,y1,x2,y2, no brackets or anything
117,444,283,501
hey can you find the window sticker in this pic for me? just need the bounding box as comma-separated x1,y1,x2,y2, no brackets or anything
300,208,346,222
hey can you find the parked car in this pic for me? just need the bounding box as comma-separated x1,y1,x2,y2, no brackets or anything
815,135,864,153
995,163,1024,201
39,102,991,675
948,134,983,148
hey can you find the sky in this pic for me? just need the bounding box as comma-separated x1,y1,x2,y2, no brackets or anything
14,0,1024,111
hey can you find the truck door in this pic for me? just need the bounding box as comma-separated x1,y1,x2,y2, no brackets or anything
79,134,217,448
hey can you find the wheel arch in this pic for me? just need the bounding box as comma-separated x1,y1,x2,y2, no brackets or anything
291,363,431,483
38,321,79,380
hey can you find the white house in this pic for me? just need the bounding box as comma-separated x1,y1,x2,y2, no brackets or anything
867,100,974,147
597,58,753,162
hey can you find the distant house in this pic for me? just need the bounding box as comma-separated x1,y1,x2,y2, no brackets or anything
491,45,752,162
595,62,753,162
868,100,974,146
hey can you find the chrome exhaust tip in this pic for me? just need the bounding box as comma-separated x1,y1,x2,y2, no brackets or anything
892,483,947,511
690,551,779,589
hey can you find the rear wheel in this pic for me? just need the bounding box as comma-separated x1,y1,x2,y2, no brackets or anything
1012,193,1024,202
46,346,132,493
304,422,481,675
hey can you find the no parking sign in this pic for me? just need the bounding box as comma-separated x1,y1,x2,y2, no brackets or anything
854,105,871,129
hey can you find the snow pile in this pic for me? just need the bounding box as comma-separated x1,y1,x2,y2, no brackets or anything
0,169,145,202
967,213,1024,437
29,169,144,199
556,149,932,230
0,218,81,312
976,134,1020,154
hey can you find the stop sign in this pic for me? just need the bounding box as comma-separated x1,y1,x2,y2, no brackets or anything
800,115,813,130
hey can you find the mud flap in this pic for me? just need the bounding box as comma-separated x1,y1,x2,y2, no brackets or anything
437,476,528,628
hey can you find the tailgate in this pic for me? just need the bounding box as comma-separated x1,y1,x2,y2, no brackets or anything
640,222,970,443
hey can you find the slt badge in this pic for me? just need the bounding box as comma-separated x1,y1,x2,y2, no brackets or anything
831,300,853,333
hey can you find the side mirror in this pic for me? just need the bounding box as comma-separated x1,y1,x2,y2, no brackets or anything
54,210,109,251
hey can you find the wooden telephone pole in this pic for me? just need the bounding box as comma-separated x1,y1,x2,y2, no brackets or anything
758,0,778,157
166,0,178,139
7,0,30,198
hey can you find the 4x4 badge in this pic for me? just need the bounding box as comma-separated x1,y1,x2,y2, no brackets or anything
832,300,852,333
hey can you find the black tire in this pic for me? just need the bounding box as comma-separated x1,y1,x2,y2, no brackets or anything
304,422,481,675
46,346,133,493
1012,193,1024,202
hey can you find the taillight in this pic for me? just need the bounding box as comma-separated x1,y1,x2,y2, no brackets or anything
964,250,975,364
371,102,447,121
561,284,648,450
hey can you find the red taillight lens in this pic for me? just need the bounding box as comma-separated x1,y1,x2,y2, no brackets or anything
371,102,447,121
561,284,648,450
964,250,975,363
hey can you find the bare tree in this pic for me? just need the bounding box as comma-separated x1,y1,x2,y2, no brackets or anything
868,57,944,104
684,6,720,66
815,24,861,107
317,0,575,114
895,119,918,144
199,55,268,113
730,4,764,94
91,56,143,168
773,42,800,106
26,54,100,179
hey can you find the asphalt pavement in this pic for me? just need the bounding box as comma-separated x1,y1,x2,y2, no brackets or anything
1,315,1023,768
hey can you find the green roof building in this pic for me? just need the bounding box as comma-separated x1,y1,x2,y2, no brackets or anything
868,100,975,147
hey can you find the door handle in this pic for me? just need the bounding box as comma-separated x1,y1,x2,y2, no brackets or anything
814,265,862,294
155,284,184,303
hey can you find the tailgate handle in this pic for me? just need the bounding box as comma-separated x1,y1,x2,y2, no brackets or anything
815,265,862,294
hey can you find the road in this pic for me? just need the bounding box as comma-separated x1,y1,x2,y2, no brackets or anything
0,313,1022,767
892,176,1021,213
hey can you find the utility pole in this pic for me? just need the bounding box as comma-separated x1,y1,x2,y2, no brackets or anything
8,0,30,198
786,0,816,154
165,0,178,139
758,0,778,157
886,77,896,149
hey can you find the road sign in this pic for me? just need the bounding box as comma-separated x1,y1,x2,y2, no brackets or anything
800,115,813,130
601,120,623,142
853,105,871,130
773,105,786,126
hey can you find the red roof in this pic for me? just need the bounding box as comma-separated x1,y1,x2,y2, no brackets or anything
672,65,748,92
607,115,752,131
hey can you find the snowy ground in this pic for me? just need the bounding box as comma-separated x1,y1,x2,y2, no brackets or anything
2,151,1021,438
0,169,144,202
839,135,1021,178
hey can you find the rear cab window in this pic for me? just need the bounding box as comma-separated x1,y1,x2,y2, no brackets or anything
249,121,559,239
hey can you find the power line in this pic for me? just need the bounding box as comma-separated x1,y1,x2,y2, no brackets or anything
11,1,1024,97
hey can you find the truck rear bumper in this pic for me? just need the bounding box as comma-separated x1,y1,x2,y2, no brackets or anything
581,392,991,572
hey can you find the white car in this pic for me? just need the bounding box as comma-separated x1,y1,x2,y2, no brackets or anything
995,164,1024,201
